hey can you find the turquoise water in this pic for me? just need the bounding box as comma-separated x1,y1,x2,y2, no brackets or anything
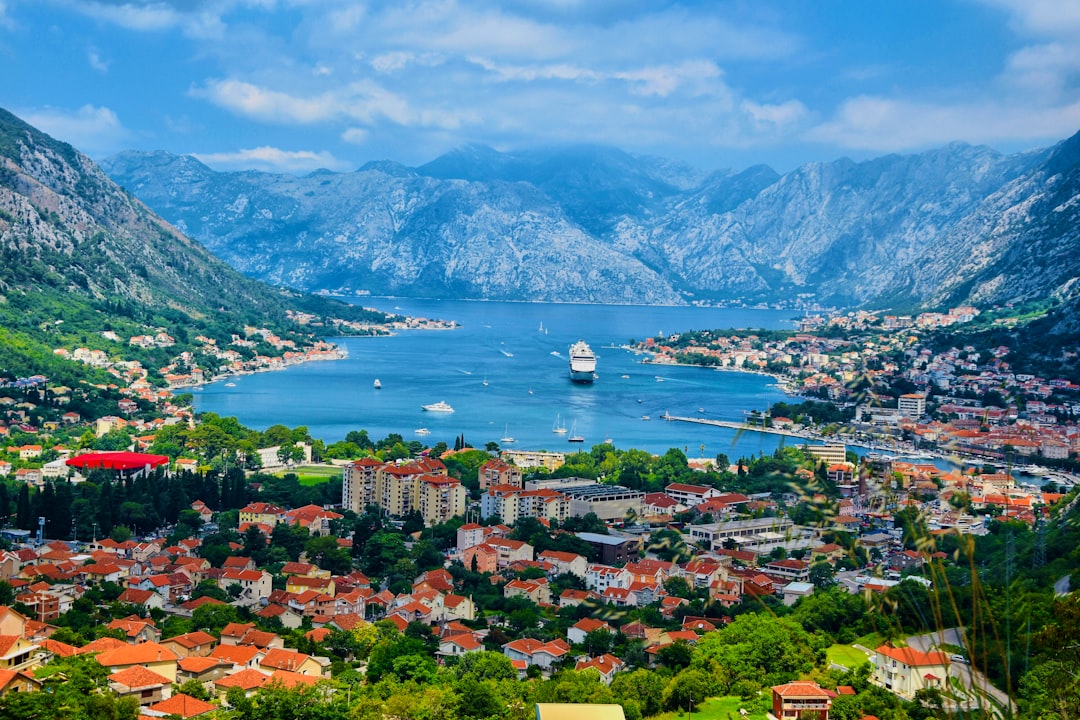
191,299,802,458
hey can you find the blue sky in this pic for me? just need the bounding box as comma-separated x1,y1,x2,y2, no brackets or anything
2,0,1079,173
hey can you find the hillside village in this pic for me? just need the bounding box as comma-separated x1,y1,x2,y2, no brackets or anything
0,310,1075,717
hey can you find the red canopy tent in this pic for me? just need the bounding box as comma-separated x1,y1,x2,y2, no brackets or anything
66,452,170,472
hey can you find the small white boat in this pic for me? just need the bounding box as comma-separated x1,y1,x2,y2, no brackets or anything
500,424,515,444
655,376,665,382
373,379,381,389
641,415,651,421
224,382,236,387
482,378,489,387
552,413,568,434
621,374,629,379
415,428,430,435
421,401,454,413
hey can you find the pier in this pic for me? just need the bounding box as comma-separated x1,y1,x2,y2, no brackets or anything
661,414,810,440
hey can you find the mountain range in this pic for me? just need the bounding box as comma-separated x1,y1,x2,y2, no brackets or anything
0,107,391,387
101,133,1080,312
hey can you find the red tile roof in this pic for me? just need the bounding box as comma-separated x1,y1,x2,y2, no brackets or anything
146,693,216,717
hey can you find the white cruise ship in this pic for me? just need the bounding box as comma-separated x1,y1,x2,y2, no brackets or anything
568,340,597,383
421,401,454,412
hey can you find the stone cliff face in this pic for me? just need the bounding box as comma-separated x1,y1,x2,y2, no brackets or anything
102,133,1080,309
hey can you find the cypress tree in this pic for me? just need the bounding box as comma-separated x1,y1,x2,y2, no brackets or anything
15,484,31,531
0,483,9,527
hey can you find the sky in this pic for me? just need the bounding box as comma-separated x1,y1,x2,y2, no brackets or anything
2,0,1080,174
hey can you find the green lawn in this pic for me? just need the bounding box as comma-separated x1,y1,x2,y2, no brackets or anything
853,631,890,649
827,643,871,669
652,696,769,720
274,465,343,485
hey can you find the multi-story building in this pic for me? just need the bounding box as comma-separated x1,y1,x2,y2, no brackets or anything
343,457,458,525
771,681,833,719
238,502,286,528
500,450,566,472
342,457,383,513
871,644,951,700
478,458,523,490
481,486,570,523
898,393,927,419
418,475,466,526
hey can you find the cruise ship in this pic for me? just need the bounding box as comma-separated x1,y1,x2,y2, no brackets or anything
421,401,454,413
568,340,597,383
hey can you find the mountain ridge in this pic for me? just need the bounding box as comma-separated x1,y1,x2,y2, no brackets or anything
0,107,395,393
101,130,1080,314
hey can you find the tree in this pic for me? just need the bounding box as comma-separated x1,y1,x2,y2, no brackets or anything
657,640,693,670
808,561,837,589
583,628,616,656
661,667,711,711
305,534,353,575
454,650,516,681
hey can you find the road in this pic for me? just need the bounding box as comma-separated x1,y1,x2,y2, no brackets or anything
906,628,1015,717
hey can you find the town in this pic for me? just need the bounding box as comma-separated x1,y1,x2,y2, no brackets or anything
0,307,1075,719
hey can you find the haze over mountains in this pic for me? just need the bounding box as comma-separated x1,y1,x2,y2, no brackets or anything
102,132,1080,312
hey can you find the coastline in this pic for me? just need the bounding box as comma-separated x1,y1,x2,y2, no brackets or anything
637,349,803,398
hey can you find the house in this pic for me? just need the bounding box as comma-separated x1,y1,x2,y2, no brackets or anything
259,647,327,677
502,638,571,670
146,692,217,718
117,588,166,612
558,589,601,607
537,550,588,578
771,680,833,719
585,564,629,593
438,633,484,658
177,655,232,686
0,636,40,672
567,618,613,645
455,523,487,551
161,630,217,659
108,665,173,706
209,644,262,671
462,543,498,574
442,593,476,621
503,578,551,605
219,569,273,603
574,653,624,684
106,617,160,643
213,668,271,702
483,537,534,569
94,641,179,682
871,644,951,700
663,483,722,506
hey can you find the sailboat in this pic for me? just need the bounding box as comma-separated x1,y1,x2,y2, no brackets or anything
500,424,515,444
552,413,568,434
568,421,584,443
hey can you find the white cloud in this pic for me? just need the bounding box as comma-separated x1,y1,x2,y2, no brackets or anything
341,127,368,145
0,1,14,30
741,99,809,133
59,0,227,39
192,77,470,129
19,104,131,156
193,146,351,173
88,47,109,72
806,95,1080,151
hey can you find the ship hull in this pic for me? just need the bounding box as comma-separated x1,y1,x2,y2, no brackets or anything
568,340,597,384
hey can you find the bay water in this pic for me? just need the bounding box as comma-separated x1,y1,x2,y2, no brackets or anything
191,299,803,459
